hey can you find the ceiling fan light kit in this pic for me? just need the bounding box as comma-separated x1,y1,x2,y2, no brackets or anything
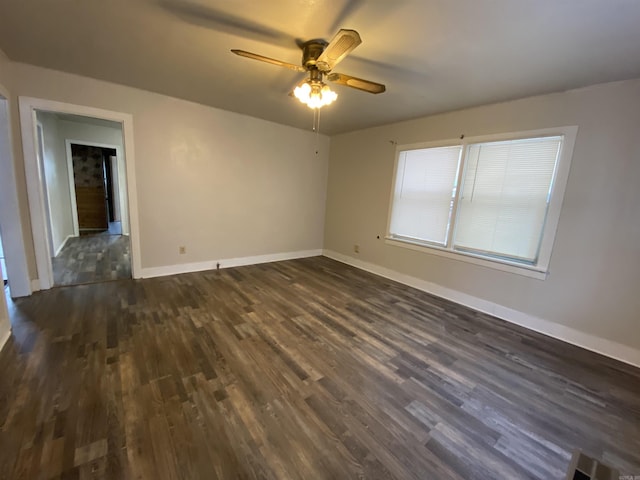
231,29,385,111
294,82,337,109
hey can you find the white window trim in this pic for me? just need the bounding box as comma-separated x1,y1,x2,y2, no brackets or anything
385,126,578,280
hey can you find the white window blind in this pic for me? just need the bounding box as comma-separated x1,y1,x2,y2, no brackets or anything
453,136,562,263
389,146,462,245
386,128,577,277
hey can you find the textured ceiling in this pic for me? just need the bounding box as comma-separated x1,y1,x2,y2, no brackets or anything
1,0,640,134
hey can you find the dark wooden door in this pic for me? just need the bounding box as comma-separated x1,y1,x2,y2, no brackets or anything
75,185,108,229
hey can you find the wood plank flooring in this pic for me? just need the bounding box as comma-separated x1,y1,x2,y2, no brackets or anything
0,256,638,479
53,233,131,287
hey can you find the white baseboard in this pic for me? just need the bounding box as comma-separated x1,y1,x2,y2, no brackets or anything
30,279,41,293
323,249,640,369
141,249,323,279
54,234,73,257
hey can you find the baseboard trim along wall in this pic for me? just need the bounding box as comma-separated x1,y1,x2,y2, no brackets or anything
140,249,323,279
323,249,640,369
54,235,73,257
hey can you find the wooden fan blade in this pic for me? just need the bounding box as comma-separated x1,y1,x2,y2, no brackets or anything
231,50,306,73
316,29,361,72
326,72,386,94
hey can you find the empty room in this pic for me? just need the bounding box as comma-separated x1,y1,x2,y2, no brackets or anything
0,1,638,479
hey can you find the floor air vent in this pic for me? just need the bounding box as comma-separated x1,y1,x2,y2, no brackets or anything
566,450,619,480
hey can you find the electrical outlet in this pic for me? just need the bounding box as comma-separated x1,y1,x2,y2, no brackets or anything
179,246,186,254
354,244,360,253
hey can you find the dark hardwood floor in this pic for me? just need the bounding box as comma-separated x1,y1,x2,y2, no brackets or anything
0,256,638,479
53,233,131,287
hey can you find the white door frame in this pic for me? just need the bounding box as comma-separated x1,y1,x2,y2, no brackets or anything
0,88,31,297
64,139,80,237
18,97,142,290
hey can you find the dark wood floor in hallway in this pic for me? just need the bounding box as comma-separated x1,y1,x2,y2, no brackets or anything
0,256,638,479
52,232,131,287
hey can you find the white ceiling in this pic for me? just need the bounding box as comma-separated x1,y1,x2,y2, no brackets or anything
2,0,640,135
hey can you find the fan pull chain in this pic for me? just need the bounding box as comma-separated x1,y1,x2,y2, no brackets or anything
313,108,321,154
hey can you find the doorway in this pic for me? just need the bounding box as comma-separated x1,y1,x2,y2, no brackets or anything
59,141,131,285
19,97,141,291
71,143,116,234
35,111,132,287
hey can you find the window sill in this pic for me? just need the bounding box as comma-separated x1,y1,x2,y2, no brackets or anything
384,237,549,280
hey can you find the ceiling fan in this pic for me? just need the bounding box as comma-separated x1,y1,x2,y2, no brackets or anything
231,29,386,109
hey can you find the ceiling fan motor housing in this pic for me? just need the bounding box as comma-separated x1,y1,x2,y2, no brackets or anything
301,40,329,71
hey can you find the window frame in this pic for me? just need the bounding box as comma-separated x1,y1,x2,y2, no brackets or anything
385,126,578,280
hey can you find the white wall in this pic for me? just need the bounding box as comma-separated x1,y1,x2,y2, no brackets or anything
325,78,640,357
7,62,329,276
1,54,39,286
36,112,75,254
132,96,329,271
59,119,123,148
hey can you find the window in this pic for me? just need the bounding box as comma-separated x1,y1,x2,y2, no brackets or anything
387,127,577,278
389,146,462,246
